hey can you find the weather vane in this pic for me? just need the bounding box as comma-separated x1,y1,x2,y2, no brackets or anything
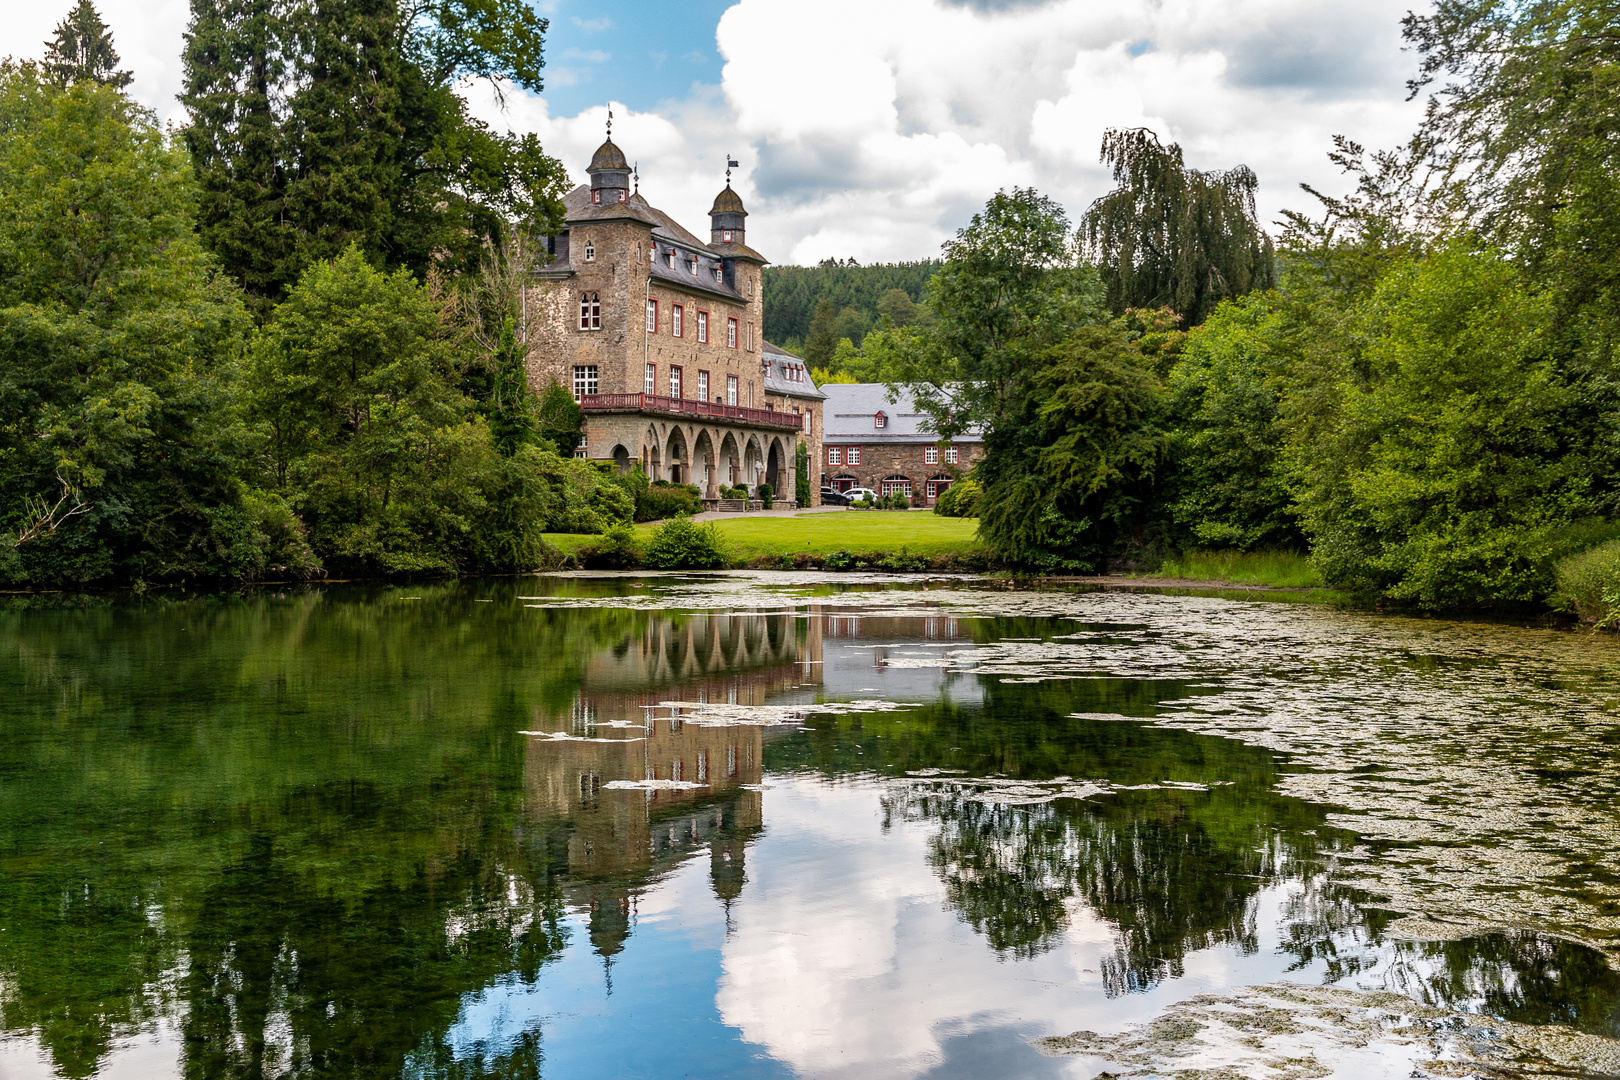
633,161,639,194
606,108,613,140
725,154,739,185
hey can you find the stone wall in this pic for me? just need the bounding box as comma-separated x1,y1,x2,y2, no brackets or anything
817,440,983,504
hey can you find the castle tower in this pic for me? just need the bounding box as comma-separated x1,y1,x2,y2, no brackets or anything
587,136,631,206
710,183,747,247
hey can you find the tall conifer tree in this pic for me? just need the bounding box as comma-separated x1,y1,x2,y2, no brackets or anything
42,0,133,89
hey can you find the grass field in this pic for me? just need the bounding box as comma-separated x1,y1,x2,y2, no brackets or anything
545,511,982,562
1149,549,1322,589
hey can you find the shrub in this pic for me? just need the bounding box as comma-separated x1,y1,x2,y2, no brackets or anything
758,482,774,510
850,497,873,510
636,483,701,522
642,516,730,570
824,549,857,570
579,522,641,569
934,475,981,517
876,548,928,572
720,485,747,500
1554,539,1620,627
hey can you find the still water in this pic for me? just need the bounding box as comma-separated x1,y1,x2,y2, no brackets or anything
3,573,1619,1078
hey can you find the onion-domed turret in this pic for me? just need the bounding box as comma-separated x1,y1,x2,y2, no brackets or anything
710,183,747,245
587,137,631,205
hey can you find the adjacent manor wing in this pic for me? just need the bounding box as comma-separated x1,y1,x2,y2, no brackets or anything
820,385,983,506
523,133,821,502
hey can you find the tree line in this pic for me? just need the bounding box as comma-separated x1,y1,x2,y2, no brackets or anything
0,0,635,588
888,0,1620,612
761,259,940,364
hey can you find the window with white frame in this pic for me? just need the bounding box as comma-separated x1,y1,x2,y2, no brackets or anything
591,189,601,205
727,317,738,349
714,266,723,284
945,447,959,464
848,447,861,466
689,256,699,276
696,311,708,343
726,375,738,406
722,228,734,243
874,412,887,429
571,365,598,401
926,447,939,464
583,242,595,262
645,298,658,333
672,304,683,337
697,370,709,401
644,363,655,394
665,248,675,269
803,409,811,433
578,292,600,330
575,432,588,458
669,365,682,398
828,447,842,466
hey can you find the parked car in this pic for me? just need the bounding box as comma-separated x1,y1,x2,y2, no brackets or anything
819,487,850,506
844,487,881,504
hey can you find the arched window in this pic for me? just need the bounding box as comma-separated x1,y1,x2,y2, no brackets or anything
881,474,911,498
578,292,600,330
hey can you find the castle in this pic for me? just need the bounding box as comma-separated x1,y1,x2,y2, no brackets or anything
523,129,823,500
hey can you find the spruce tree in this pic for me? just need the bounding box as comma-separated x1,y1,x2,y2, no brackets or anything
42,0,133,89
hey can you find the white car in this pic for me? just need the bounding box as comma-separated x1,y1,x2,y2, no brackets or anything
843,487,882,503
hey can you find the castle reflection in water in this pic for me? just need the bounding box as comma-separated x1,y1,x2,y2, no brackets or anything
523,606,963,961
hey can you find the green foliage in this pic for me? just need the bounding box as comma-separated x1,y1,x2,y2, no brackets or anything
578,521,640,569
803,299,838,366
0,67,259,586
795,442,810,506
1153,549,1322,589
486,316,537,455
1081,128,1276,326
641,516,729,570
933,475,981,518
534,379,582,457
635,483,701,522
42,0,132,88
762,260,939,346
978,327,1166,572
179,0,569,312
757,482,773,510
1292,242,1598,605
1162,293,1301,551
1553,538,1620,627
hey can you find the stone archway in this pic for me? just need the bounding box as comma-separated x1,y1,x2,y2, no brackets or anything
665,427,689,485
743,435,764,490
718,432,741,488
692,429,718,497
765,436,785,495
611,444,631,473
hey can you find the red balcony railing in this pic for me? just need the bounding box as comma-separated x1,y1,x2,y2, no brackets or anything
580,393,805,431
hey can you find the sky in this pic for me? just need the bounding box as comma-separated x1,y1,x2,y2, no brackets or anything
1,0,1429,266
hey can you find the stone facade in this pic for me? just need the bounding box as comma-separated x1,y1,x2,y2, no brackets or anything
819,439,983,504
522,133,807,497
819,384,983,505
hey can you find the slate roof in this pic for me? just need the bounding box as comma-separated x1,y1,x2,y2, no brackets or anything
761,341,825,401
820,384,982,442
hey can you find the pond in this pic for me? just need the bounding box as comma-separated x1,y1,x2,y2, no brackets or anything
2,573,1619,1079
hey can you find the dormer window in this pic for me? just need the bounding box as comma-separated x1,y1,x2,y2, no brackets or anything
874,411,887,429
665,248,675,269
592,189,601,205
689,256,698,275
618,189,627,203
713,267,723,284
722,229,734,243
583,243,595,262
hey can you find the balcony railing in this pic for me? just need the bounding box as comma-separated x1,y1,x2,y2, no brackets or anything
580,393,804,431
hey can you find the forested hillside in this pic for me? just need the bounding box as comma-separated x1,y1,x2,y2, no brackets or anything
762,260,940,358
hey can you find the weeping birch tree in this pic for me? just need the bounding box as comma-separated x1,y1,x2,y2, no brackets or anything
1080,128,1275,326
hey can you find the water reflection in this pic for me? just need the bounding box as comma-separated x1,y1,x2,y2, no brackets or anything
0,580,1616,1079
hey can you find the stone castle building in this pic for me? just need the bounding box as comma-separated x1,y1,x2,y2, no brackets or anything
523,132,821,498
820,384,983,506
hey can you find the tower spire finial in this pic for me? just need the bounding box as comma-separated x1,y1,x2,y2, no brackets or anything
725,154,739,187
606,108,613,141
633,161,639,194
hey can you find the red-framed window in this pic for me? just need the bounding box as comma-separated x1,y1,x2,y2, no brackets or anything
697,370,709,400
672,304,684,337
726,375,738,406
945,447,959,464
669,366,683,398
645,298,658,334
727,317,738,349
591,189,601,205
721,228,734,243
578,292,600,330
644,363,656,394
828,447,842,466
926,447,939,464
696,310,709,343
874,411,887,429
848,447,861,466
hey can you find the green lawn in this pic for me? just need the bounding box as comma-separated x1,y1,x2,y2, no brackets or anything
545,511,982,561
